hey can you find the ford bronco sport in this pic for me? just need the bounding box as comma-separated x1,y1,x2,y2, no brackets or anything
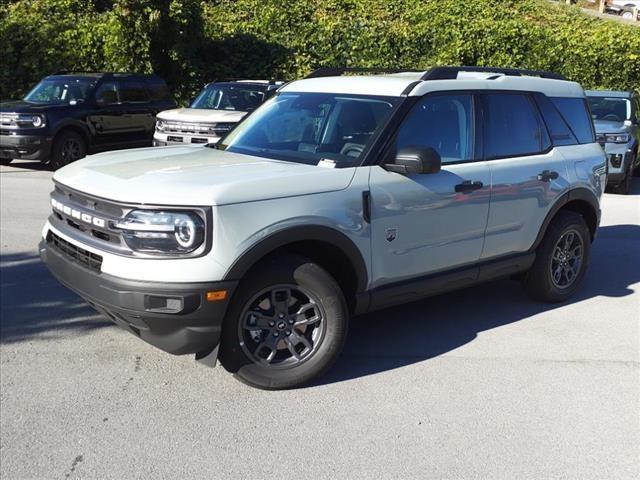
0,72,175,169
153,80,283,146
586,90,639,195
40,66,606,389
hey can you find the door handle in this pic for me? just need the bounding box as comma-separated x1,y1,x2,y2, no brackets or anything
454,180,484,193
537,170,559,182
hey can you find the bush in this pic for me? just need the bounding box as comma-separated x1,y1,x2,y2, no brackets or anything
1,0,638,104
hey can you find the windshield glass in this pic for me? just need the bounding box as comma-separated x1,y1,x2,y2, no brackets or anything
24,78,95,104
191,84,270,112
218,92,399,167
587,96,631,122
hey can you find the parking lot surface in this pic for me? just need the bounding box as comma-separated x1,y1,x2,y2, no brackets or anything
1,160,639,479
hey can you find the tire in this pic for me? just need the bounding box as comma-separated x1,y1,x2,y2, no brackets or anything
50,130,87,170
0,158,12,166
219,254,348,390
523,210,591,303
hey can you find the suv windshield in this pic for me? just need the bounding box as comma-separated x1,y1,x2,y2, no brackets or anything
24,78,96,105
587,96,631,122
191,84,270,112
218,92,399,167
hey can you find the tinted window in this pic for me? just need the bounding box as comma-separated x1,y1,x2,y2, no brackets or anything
396,94,474,164
551,97,595,144
120,80,149,102
95,81,119,105
147,80,170,101
484,93,550,159
534,93,577,146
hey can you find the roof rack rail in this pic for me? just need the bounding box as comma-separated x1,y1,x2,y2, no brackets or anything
305,67,423,79
421,66,566,81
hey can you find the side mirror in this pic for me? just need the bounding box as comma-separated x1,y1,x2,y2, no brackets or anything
384,146,441,174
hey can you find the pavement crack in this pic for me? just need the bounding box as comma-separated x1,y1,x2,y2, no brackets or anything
63,454,83,479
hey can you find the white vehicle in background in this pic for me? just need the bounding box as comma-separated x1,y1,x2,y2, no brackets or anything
153,80,283,146
606,0,640,19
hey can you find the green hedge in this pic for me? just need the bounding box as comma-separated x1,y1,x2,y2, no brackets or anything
1,0,638,104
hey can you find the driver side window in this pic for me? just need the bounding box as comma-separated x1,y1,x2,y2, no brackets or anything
396,94,474,164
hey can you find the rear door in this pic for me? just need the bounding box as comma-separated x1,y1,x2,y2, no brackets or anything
118,78,156,144
369,93,491,287
480,92,569,259
89,80,127,146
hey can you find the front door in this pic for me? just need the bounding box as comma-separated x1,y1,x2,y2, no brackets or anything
369,93,491,289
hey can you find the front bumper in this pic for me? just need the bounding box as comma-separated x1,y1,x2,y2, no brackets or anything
604,145,635,185
0,132,52,160
39,238,237,356
153,131,220,146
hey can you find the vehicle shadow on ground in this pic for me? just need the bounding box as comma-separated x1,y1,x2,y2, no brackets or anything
0,252,110,344
315,223,640,386
1,225,638,382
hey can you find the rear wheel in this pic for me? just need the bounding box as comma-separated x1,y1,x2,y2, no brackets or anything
219,255,348,389
50,130,87,170
524,211,591,303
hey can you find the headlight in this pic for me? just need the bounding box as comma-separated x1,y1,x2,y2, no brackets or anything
155,119,165,132
115,210,205,254
9,114,46,128
604,133,630,144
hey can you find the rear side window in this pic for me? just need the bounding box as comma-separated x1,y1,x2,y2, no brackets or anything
551,97,595,144
147,80,170,101
533,93,578,146
483,93,550,159
95,81,119,105
119,80,149,103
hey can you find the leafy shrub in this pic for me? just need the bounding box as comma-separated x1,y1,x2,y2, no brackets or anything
1,0,638,104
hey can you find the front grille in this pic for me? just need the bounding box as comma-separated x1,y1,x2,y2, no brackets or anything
161,121,233,136
47,231,103,272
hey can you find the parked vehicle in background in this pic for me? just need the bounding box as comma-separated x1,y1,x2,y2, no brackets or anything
0,72,175,169
605,0,640,19
40,66,605,389
586,90,639,194
153,80,283,146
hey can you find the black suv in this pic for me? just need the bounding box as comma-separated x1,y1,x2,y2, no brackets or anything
0,72,176,169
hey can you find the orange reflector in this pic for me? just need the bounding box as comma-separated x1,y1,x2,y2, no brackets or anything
206,290,227,302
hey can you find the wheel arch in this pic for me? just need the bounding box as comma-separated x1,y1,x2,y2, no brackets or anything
531,188,600,250
52,121,91,147
224,226,369,314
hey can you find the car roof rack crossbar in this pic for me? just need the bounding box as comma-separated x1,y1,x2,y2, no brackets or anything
305,67,424,79
421,66,566,81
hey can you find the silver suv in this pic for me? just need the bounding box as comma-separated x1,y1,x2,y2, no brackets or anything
40,67,606,389
586,90,639,194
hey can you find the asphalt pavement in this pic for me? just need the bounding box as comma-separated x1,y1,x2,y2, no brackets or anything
1,159,639,479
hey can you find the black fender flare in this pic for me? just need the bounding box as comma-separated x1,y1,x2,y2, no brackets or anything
223,225,369,294
530,188,601,251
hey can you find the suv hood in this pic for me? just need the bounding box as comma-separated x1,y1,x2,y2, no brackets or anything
157,108,247,124
0,100,63,113
593,119,629,134
53,146,357,206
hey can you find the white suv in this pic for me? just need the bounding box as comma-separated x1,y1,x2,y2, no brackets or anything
40,67,606,389
153,80,283,146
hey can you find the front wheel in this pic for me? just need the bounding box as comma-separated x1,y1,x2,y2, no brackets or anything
523,211,591,303
50,130,87,170
219,255,348,389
